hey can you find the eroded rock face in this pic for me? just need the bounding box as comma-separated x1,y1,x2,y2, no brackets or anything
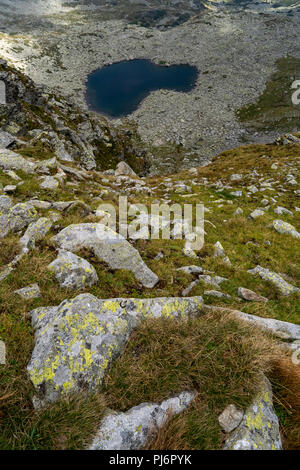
89,391,196,450
51,223,159,288
224,378,282,450
27,293,203,406
48,250,99,290
218,404,244,433
248,265,299,296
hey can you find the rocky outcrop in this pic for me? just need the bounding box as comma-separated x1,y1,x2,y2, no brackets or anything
27,294,203,406
89,392,196,450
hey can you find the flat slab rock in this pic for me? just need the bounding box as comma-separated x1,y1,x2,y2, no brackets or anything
27,293,203,406
224,377,282,450
89,391,196,450
51,223,158,288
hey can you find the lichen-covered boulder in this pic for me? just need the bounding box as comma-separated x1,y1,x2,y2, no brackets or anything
27,294,203,406
40,176,59,190
51,223,159,288
248,265,299,296
0,148,35,174
0,195,13,214
273,219,300,239
89,392,196,450
20,217,53,252
0,202,38,239
224,378,282,450
48,250,99,289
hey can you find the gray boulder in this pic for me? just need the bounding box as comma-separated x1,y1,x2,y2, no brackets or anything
51,223,159,288
0,148,35,174
48,250,99,290
89,391,196,450
27,293,203,406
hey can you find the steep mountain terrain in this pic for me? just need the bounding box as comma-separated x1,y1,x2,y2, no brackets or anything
0,61,299,450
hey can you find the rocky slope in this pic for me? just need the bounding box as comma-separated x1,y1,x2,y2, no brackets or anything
0,2,299,173
0,61,299,450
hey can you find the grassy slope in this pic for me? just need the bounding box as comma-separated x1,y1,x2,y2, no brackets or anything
0,138,299,449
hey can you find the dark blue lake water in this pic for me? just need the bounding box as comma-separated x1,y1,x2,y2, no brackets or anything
85,59,199,118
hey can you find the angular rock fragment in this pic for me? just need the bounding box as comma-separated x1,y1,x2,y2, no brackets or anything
20,217,53,252
177,265,203,275
0,340,5,365
272,219,300,239
115,162,137,177
48,250,99,290
218,404,244,433
89,392,196,450
52,223,158,288
15,284,41,300
204,290,231,299
214,241,231,266
237,287,268,303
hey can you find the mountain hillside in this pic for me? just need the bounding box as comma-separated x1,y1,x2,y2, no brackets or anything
0,60,299,451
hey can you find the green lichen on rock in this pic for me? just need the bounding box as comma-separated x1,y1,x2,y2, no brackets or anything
224,377,282,450
27,293,203,406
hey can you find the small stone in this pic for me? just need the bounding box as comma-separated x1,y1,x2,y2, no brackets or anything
182,279,199,297
3,185,17,194
234,207,243,216
249,209,265,220
15,284,41,300
238,287,268,302
115,162,137,177
230,174,243,181
0,340,5,365
204,290,231,299
177,265,203,275
218,404,244,433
